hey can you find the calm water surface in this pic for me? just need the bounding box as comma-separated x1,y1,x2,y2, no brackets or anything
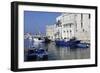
24,39,90,61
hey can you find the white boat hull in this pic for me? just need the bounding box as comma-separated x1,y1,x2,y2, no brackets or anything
33,38,44,43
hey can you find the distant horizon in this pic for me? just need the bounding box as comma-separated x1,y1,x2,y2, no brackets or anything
24,11,61,35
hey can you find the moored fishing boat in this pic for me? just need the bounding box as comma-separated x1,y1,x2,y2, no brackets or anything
55,38,80,47
26,48,48,61
55,38,90,48
33,37,44,43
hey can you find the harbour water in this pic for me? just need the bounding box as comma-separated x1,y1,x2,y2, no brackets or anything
24,39,90,61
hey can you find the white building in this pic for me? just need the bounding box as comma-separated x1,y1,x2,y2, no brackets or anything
55,13,75,39
46,25,56,41
46,13,90,42
55,13,90,42
75,14,90,42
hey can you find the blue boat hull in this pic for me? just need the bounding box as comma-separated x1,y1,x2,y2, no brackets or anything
26,49,48,61
55,40,79,47
55,40,89,48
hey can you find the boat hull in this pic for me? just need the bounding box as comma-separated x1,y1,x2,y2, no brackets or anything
55,40,89,48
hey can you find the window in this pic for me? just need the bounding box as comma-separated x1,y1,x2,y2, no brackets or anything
89,14,91,19
63,24,66,27
81,14,83,28
83,29,84,32
56,20,61,27
70,24,71,28
67,30,68,34
75,22,77,31
70,30,72,36
64,24,67,27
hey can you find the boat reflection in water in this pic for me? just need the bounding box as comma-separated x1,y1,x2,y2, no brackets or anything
24,38,90,61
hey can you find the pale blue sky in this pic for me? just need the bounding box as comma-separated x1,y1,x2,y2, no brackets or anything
24,11,61,35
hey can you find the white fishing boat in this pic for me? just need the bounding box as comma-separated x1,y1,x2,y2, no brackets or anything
33,37,44,43
64,38,70,42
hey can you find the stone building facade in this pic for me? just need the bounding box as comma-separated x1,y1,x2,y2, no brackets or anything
46,25,56,41
46,13,90,42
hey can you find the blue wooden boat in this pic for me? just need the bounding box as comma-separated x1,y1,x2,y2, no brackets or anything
55,39,90,48
27,48,48,61
55,38,80,47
